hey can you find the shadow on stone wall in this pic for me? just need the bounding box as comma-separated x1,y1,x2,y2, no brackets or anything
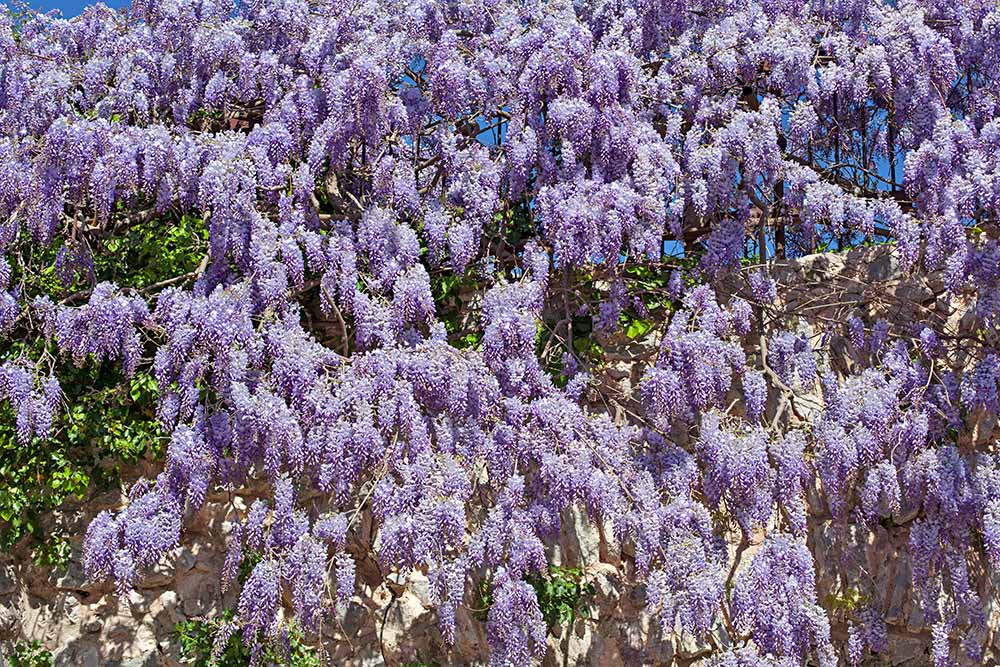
2,245,993,667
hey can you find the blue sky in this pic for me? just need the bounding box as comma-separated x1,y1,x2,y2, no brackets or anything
27,0,128,16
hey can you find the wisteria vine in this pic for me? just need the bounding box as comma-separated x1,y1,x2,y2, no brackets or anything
1,0,1000,665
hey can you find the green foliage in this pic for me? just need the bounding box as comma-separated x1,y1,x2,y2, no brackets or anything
475,565,596,633
473,577,494,622
537,261,683,388
66,369,163,463
569,313,603,363
624,318,653,339
0,212,205,554
0,363,163,551
175,612,319,667
5,5,31,43
0,401,89,550
6,640,53,667
526,566,596,631
99,212,207,290
31,534,72,568
424,200,534,352
430,271,483,349
497,198,535,249
237,550,263,585
175,612,245,667
620,262,679,320
11,211,206,301
187,109,226,129
824,587,868,614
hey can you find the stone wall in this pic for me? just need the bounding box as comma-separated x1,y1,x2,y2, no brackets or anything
0,480,687,666
1,246,996,667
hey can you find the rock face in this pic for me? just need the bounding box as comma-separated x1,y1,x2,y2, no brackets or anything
1,246,993,666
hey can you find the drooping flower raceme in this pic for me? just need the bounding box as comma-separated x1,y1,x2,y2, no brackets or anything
0,0,995,664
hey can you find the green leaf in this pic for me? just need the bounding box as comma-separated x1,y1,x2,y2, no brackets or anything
625,318,653,339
